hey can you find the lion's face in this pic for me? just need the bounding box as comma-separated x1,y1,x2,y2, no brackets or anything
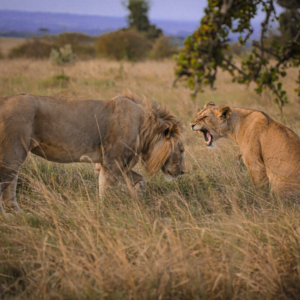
161,139,186,182
190,102,232,148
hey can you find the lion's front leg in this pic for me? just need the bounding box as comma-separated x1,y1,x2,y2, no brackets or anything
98,168,117,198
128,170,147,196
98,167,146,198
94,163,101,175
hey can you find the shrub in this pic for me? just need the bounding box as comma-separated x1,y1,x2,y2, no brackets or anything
150,36,178,59
8,33,96,60
8,38,52,59
96,29,152,61
50,44,77,65
52,32,96,59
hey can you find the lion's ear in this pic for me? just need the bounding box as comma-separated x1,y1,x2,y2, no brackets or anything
204,101,216,109
216,106,232,121
164,125,173,139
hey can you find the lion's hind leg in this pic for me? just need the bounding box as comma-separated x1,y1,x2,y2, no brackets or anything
2,175,21,212
0,142,30,215
243,151,269,191
0,170,20,216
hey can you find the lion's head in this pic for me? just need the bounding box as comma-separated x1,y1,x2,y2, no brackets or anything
190,101,232,148
144,123,186,182
122,91,186,182
161,138,185,182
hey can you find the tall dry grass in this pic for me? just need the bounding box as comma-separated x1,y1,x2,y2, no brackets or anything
1,58,300,299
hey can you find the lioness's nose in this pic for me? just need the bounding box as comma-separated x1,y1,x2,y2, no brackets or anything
191,123,196,130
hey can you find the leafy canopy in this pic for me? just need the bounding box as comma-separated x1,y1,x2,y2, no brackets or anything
174,0,300,112
122,0,162,39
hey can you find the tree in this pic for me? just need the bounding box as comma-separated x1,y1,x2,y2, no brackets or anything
174,0,300,113
123,0,162,39
124,0,150,31
277,0,300,42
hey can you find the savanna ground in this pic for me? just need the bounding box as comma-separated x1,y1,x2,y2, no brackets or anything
1,51,300,299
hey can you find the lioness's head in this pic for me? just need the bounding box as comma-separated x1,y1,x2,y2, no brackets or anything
190,102,232,148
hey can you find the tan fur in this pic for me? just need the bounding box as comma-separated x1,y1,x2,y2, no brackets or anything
191,103,300,196
0,92,185,214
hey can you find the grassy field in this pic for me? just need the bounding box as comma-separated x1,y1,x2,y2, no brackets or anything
0,37,25,56
1,57,300,299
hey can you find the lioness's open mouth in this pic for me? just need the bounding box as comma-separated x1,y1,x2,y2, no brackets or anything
200,128,213,147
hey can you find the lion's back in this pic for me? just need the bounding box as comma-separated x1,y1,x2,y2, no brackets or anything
0,94,38,127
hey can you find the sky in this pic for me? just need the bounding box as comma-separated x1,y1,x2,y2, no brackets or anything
0,0,208,22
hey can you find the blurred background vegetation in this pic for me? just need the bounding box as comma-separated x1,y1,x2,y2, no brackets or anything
1,0,297,67
3,0,178,61
174,0,300,111
0,0,299,110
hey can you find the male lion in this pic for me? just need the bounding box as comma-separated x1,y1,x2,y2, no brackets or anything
191,101,300,195
0,92,185,214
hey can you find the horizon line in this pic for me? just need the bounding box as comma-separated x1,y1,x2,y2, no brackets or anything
0,9,201,23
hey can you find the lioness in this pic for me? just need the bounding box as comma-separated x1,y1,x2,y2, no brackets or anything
0,92,185,214
191,102,300,195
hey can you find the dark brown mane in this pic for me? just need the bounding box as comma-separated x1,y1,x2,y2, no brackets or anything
121,91,183,175
121,91,183,133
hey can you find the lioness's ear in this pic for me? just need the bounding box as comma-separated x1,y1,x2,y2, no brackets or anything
217,106,231,121
164,125,173,139
204,101,216,109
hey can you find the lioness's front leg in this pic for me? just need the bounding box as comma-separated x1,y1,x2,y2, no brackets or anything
243,151,269,190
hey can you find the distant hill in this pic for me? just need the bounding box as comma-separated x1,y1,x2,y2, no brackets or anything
0,10,263,42
0,10,199,38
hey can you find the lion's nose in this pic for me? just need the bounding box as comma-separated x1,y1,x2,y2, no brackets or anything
191,123,196,130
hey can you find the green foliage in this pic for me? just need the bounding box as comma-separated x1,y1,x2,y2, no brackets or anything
39,73,70,88
49,44,77,65
174,0,300,111
150,36,179,59
277,0,300,43
123,0,162,39
124,0,150,31
52,32,96,59
96,29,152,61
